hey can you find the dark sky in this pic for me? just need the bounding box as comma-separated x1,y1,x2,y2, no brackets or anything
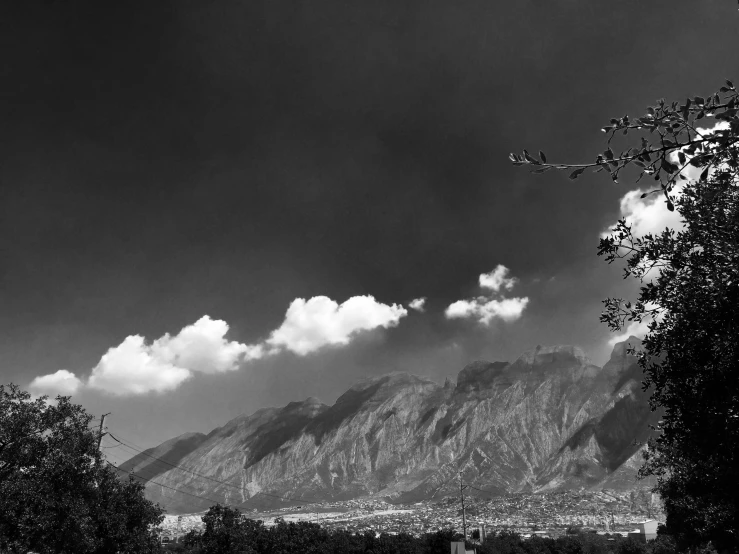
1,0,737,449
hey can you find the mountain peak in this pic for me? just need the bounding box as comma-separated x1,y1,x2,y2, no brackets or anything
514,344,592,368
455,360,509,393
281,396,329,417
608,336,642,359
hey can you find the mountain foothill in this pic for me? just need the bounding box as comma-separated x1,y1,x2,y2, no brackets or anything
119,338,658,514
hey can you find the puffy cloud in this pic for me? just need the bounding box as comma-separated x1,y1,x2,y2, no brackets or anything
29,294,410,396
87,316,256,395
607,188,685,238
267,295,408,355
151,316,256,374
446,297,528,324
28,369,83,397
445,266,529,325
478,265,516,292
30,316,258,397
87,335,193,396
408,297,427,312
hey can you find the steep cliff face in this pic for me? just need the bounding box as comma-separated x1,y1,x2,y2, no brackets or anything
534,338,658,491
129,339,656,514
118,431,208,483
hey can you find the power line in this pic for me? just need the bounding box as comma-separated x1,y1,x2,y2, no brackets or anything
430,470,462,499
109,461,235,509
105,450,215,501
107,433,283,507
465,484,498,495
104,447,230,498
107,431,329,507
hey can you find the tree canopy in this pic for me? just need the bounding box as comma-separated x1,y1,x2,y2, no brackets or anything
0,383,164,553
512,81,739,552
168,508,681,554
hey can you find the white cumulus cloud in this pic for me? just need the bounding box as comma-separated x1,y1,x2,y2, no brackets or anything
30,316,258,397
478,265,517,292
87,316,255,395
445,266,529,325
150,316,256,374
607,188,685,238
87,335,194,396
28,369,83,397
29,295,411,396
267,295,408,355
408,297,427,312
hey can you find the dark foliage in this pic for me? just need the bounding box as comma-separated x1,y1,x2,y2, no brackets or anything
0,383,164,553
512,81,739,552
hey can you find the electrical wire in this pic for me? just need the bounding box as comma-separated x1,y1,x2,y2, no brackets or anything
106,430,329,507
107,433,287,508
108,460,236,509
465,484,499,495
104,449,225,500
430,471,463,499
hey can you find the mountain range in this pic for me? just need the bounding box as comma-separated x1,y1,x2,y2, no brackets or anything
118,337,658,514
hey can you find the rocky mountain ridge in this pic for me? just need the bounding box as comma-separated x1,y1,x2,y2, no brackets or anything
119,338,657,514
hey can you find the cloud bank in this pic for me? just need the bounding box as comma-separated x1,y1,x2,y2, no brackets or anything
28,316,255,397
445,265,529,325
30,295,408,396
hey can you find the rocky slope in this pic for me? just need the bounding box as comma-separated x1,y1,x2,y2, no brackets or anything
121,338,656,514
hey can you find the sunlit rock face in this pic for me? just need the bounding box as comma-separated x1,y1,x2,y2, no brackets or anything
131,338,656,514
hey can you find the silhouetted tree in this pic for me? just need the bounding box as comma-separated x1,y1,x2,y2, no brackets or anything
0,383,163,553
512,81,739,552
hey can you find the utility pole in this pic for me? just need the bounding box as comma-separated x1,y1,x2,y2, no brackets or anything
97,413,111,452
459,472,468,541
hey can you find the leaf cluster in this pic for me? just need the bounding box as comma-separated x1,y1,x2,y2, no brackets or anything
0,384,164,553
510,80,739,208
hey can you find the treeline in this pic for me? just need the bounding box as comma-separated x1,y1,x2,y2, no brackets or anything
161,504,688,554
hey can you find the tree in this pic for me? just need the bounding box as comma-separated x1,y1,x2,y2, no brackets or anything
191,504,259,554
0,383,163,553
512,81,739,552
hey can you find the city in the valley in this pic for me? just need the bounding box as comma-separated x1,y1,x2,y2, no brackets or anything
158,488,662,543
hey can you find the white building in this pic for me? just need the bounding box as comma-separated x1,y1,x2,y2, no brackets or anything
627,519,660,542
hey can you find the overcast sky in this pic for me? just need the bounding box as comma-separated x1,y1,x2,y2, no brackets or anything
1,0,737,450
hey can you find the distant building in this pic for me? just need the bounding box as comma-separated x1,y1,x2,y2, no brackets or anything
469,524,487,542
627,519,660,542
